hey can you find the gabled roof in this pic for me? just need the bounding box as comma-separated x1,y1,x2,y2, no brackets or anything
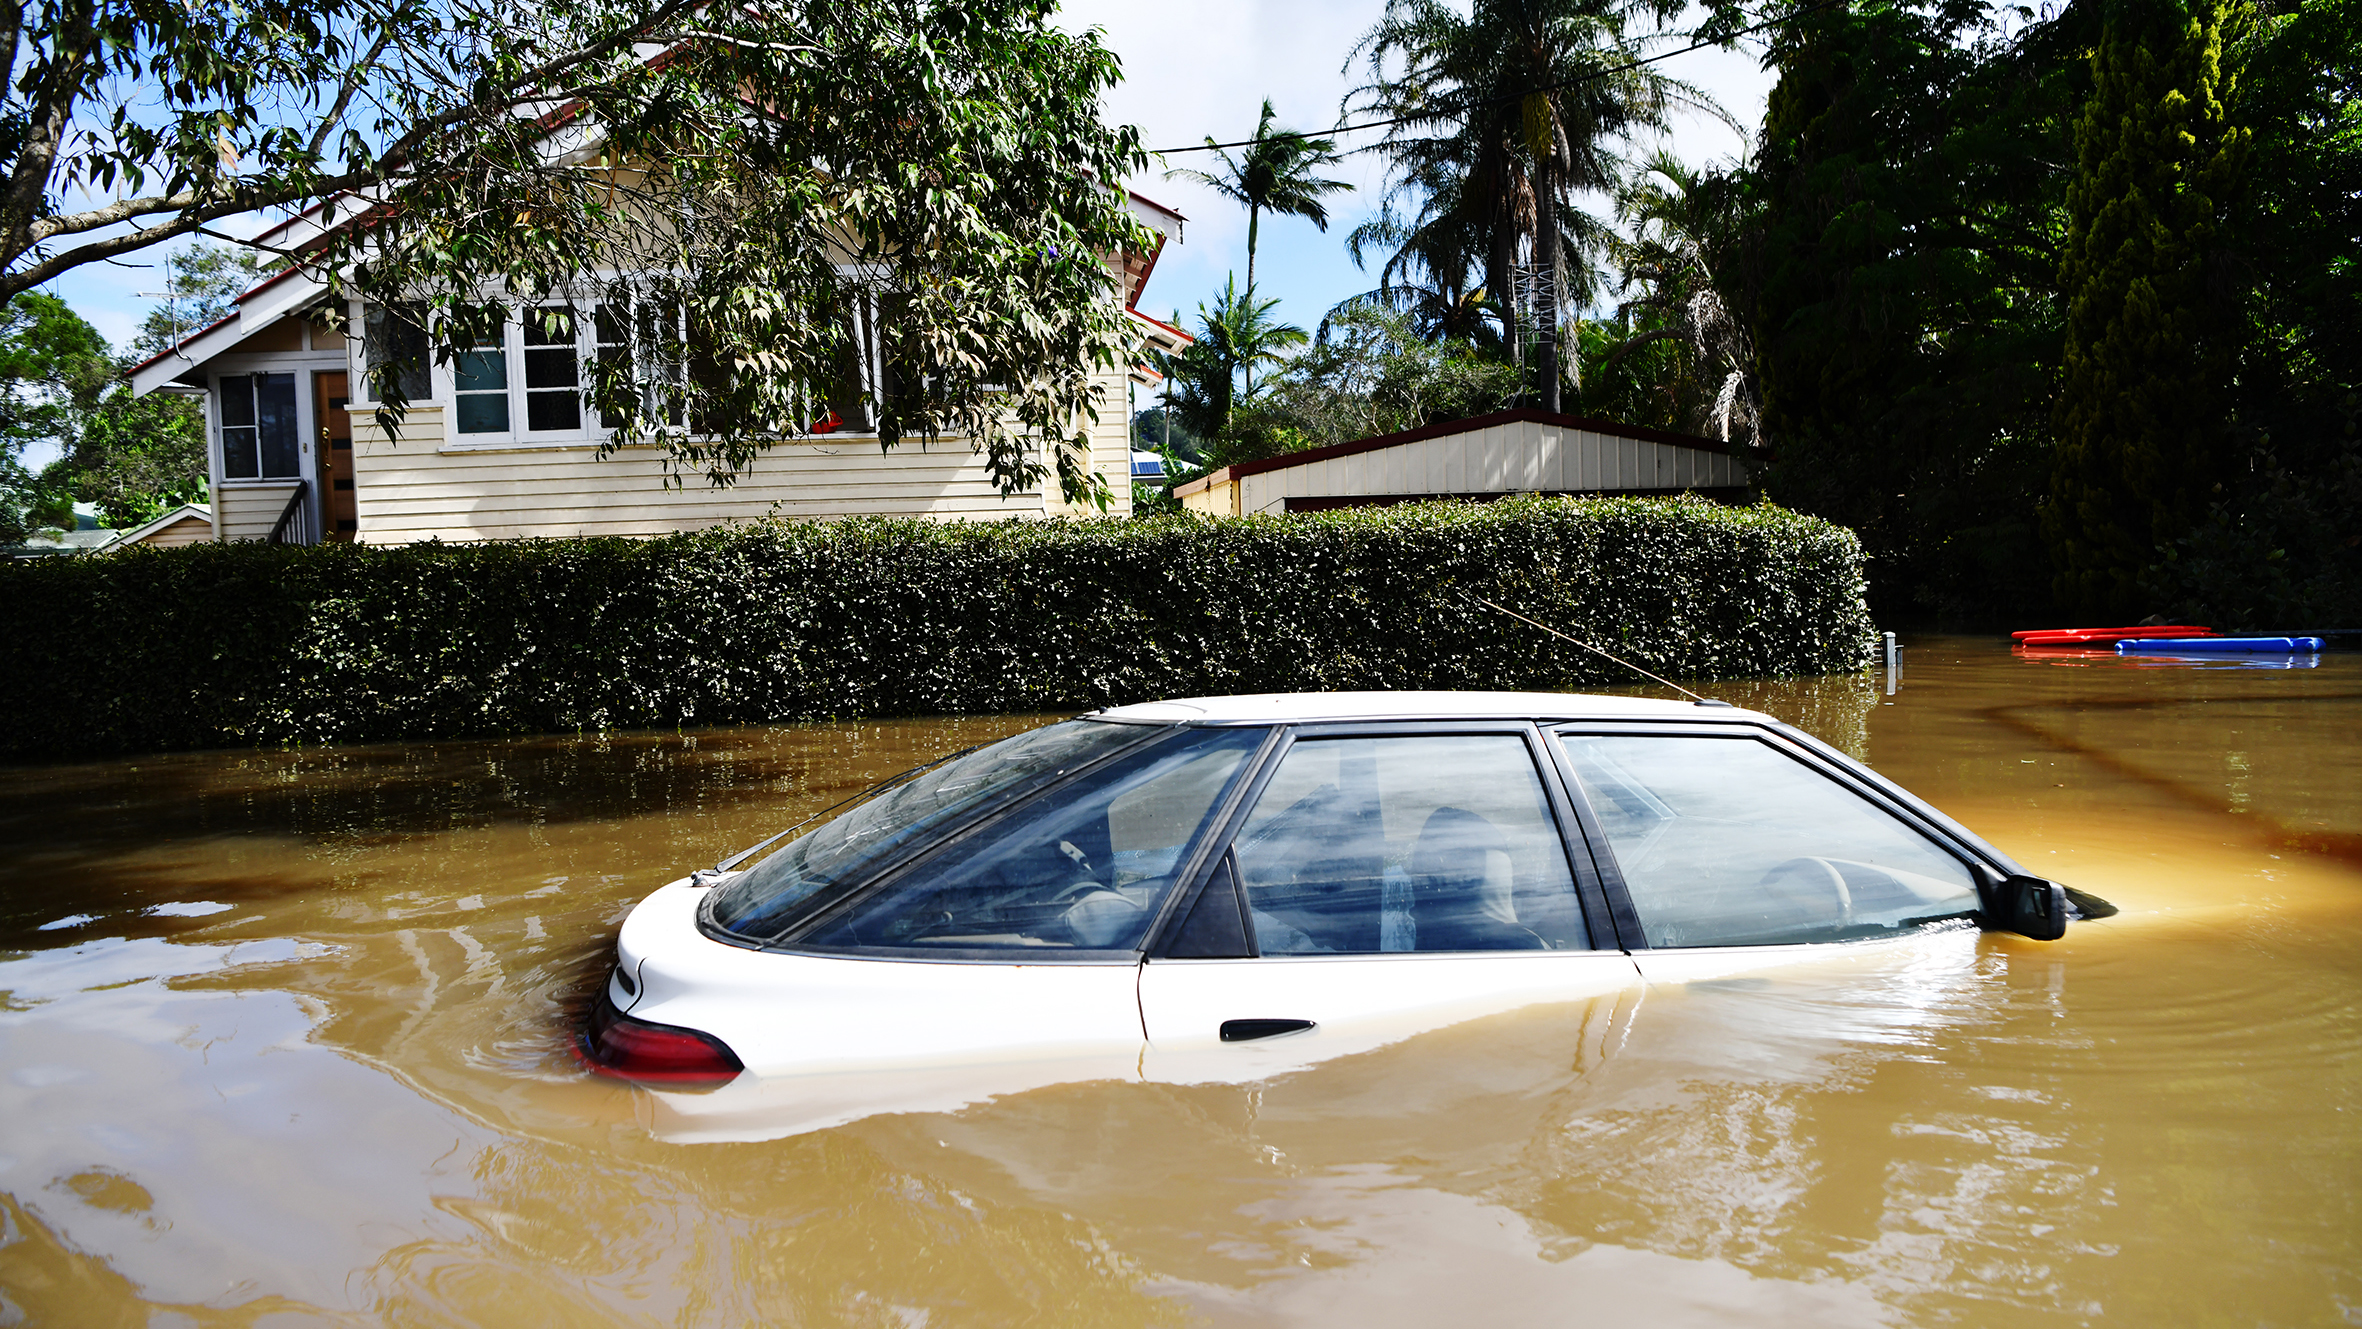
95,503,213,551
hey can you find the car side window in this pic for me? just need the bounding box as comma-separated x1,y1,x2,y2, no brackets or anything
1230,734,1588,954
797,726,1264,952
1557,733,1982,947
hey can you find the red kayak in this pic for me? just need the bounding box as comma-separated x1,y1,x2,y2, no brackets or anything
2012,625,2215,645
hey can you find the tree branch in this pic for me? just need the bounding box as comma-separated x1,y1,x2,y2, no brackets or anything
6,0,709,287
4,0,99,260
1595,327,1683,381
307,27,400,161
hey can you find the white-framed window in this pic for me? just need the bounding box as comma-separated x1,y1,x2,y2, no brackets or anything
216,372,302,480
354,286,905,445
452,312,516,436
439,302,677,445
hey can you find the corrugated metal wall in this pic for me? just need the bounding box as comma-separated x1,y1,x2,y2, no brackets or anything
1235,418,1747,515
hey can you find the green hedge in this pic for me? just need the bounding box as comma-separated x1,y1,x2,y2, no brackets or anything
0,496,1875,758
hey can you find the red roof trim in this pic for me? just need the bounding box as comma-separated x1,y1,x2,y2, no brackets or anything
1129,308,1194,346
1127,230,1167,310
123,308,240,376
1195,408,1742,485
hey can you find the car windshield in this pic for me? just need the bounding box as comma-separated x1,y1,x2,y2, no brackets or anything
706,719,1165,941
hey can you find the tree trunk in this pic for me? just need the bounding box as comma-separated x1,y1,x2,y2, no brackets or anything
1491,202,1520,369
1536,153,1560,413
1243,205,1260,399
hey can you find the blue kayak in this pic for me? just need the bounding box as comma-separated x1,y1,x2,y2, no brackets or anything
2117,636,2326,653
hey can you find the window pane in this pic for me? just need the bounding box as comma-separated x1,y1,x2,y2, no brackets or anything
1233,734,1586,955
255,373,299,478
222,427,259,479
524,347,578,391
525,387,581,432
1559,735,1981,948
217,375,255,427
455,392,510,434
709,719,1172,940
362,304,432,401
797,726,1264,952
219,375,261,481
524,306,574,347
453,350,507,394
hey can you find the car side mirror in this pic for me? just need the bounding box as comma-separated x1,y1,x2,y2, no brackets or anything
1984,873,2069,941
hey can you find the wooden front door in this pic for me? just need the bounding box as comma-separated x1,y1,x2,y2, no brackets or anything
314,372,357,540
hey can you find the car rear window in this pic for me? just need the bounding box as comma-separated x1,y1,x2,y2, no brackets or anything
795,725,1268,953
705,719,1167,942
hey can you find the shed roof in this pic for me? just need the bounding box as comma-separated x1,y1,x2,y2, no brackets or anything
1173,408,1740,498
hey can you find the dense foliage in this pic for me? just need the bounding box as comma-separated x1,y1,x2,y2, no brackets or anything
1733,0,2087,620
1157,301,1526,472
0,291,208,540
0,498,1875,758
1160,0,2355,627
2048,0,2249,617
0,293,109,540
1,0,1150,502
1575,0,2354,625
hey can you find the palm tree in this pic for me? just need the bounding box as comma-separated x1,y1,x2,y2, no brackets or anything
1165,99,1352,385
1591,150,1760,447
1169,276,1309,442
1346,0,1727,410
1325,202,1501,348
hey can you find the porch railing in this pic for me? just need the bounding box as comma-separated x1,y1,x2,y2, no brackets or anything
267,480,316,546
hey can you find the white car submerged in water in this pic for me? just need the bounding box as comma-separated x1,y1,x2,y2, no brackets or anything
584,691,2102,1106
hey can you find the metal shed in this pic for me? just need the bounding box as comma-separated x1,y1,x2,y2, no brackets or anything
1172,409,1751,517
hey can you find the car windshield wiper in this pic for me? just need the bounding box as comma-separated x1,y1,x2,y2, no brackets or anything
691,745,984,885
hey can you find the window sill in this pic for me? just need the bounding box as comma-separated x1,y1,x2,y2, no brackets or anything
434,432,892,456
438,437,624,455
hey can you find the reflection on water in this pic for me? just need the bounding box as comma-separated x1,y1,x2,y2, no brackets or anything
2,643,2358,1326
2012,644,2324,671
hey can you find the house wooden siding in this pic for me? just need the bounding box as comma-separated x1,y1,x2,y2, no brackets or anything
134,510,217,548
1177,412,1751,517
341,367,1135,542
216,479,305,543
129,184,1183,544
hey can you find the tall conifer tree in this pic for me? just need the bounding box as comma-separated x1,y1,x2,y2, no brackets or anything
2047,0,2249,616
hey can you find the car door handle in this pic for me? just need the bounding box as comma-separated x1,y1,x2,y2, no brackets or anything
1220,1018,1315,1042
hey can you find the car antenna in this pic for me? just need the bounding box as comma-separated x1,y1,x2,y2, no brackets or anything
1470,595,1733,708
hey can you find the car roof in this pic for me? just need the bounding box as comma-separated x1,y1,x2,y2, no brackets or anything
1095,690,1775,726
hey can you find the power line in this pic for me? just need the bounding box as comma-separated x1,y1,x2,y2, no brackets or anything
1150,0,1845,158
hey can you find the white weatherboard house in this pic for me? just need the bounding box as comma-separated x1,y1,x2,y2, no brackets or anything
1174,409,1752,517
128,195,1190,546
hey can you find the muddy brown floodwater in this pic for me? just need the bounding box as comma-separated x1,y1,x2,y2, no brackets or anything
2,638,2358,1327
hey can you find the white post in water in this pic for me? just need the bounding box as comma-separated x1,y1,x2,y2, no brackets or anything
1884,632,1899,696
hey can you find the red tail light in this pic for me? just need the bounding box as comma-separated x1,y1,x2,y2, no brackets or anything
580,991,744,1084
